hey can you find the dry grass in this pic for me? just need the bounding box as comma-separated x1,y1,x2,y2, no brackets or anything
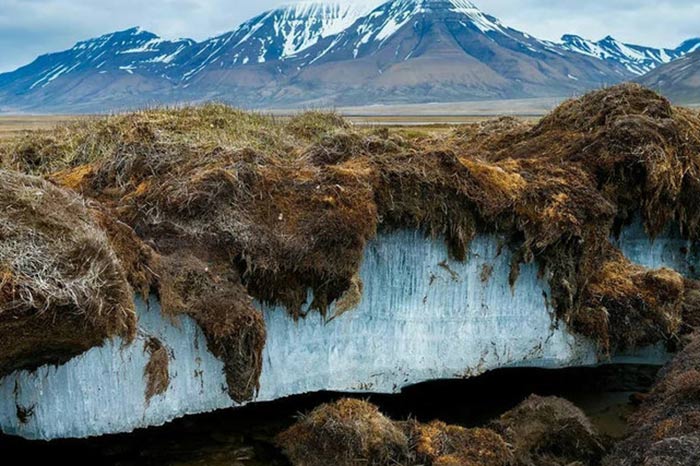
277,399,512,466
158,252,266,402
278,397,608,466
276,399,410,466
0,170,136,375
144,337,170,404
491,395,607,466
402,420,511,466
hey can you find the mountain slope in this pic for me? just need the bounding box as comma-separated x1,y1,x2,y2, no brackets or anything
277,0,632,105
0,27,193,112
175,2,375,81
0,28,193,89
561,34,700,75
638,49,700,104
0,0,695,112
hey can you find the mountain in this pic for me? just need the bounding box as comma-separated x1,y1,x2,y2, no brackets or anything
0,0,695,113
560,34,700,75
638,49,700,104
175,2,375,81
278,0,632,105
0,27,194,112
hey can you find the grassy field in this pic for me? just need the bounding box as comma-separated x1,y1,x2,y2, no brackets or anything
344,115,540,126
0,115,84,139
336,96,563,117
0,94,693,138
0,113,540,141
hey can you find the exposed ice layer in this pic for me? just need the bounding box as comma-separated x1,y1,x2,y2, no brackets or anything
0,229,680,440
614,218,699,277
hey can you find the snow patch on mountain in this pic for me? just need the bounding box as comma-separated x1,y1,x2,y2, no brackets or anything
178,2,376,79
561,34,698,75
444,0,506,34
280,2,377,55
12,27,195,91
300,0,525,62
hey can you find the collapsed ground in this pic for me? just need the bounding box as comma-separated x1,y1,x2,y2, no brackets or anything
1,84,700,406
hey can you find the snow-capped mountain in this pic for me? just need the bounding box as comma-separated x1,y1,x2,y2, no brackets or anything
286,0,631,103
0,28,193,92
639,48,700,104
677,38,700,55
296,0,551,62
561,34,700,75
175,2,375,80
0,0,695,112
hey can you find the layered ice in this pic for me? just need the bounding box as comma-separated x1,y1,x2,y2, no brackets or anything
0,227,691,440
613,218,698,278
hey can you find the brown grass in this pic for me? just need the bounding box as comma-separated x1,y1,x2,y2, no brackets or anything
158,251,265,402
277,399,512,466
402,420,511,466
0,170,136,376
278,397,607,466
144,337,170,403
276,399,410,466
491,395,607,466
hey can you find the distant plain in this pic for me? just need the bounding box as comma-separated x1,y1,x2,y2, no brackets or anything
0,115,84,139
0,100,555,139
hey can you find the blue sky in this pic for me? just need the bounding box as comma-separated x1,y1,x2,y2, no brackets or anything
0,0,698,72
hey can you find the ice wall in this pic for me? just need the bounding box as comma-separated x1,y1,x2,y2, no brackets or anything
614,218,698,277
0,228,687,440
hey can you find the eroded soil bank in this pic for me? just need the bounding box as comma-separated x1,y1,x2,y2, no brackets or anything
0,364,659,465
1,84,700,462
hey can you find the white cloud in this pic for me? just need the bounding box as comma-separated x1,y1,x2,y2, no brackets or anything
0,0,697,72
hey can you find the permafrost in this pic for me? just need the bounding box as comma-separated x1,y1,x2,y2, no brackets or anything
0,226,693,440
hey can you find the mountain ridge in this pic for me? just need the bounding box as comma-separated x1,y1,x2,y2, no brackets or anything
560,34,700,75
638,48,700,104
0,0,697,112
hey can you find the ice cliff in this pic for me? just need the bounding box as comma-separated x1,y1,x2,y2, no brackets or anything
0,225,691,440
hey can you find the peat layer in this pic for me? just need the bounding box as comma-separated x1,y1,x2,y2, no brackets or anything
2,84,700,400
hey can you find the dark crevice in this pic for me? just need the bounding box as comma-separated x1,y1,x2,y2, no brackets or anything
0,364,660,465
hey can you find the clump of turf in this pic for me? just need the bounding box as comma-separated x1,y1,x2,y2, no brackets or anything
491,395,607,466
158,251,266,402
278,397,608,466
276,399,411,466
276,398,512,466
604,333,700,466
402,419,512,466
0,169,136,375
285,111,349,140
144,337,170,404
443,84,700,352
